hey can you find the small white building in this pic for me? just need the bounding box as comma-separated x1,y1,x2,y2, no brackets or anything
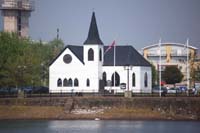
49,12,152,93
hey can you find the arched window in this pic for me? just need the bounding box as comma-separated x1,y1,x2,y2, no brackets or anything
144,72,148,87
88,48,94,61
103,72,107,86
111,72,120,86
99,49,102,61
57,78,62,87
86,79,90,87
63,78,68,87
132,73,135,87
74,78,79,87
68,78,73,87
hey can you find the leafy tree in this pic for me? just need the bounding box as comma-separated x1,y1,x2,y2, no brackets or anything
196,66,200,81
151,63,157,87
42,38,64,85
48,38,64,58
163,66,183,84
192,66,200,82
0,32,64,88
0,32,29,87
189,51,200,86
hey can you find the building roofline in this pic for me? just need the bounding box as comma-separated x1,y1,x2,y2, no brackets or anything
84,12,103,45
49,45,84,67
142,42,198,50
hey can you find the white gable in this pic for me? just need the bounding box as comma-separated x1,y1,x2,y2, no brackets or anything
50,48,84,71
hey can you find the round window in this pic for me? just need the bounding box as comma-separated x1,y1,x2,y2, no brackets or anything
63,54,72,64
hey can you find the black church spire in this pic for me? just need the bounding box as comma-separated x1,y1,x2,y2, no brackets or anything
84,12,103,45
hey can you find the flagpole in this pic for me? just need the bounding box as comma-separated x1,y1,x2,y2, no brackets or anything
114,40,116,89
104,41,115,90
186,39,190,91
159,39,162,97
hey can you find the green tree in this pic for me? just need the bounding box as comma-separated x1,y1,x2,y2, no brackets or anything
151,64,157,87
0,32,65,88
0,32,29,87
193,66,200,82
163,66,183,85
42,38,64,85
48,38,64,58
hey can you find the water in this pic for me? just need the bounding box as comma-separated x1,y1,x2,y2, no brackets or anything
0,120,200,133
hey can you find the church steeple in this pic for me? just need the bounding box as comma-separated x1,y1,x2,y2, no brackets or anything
84,12,103,45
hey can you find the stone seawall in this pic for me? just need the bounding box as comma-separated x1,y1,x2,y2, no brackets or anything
0,97,199,120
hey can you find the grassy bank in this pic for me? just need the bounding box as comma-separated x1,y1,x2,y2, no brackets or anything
0,97,199,120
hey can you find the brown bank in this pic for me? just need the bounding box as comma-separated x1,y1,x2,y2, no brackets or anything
0,97,199,120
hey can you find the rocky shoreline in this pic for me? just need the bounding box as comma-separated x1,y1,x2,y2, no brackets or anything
0,97,199,120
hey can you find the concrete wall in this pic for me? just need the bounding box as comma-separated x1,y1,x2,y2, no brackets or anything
0,97,199,120
3,10,17,33
2,10,30,37
20,11,30,37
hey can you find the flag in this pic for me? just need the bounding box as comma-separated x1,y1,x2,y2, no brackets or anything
104,40,116,87
104,40,115,54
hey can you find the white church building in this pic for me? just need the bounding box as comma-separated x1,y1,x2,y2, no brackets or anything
49,12,152,93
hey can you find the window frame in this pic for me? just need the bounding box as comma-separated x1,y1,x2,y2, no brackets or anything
74,78,79,87
86,79,90,87
57,78,62,87
88,48,94,61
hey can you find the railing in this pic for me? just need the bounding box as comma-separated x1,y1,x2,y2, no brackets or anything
0,92,199,98
0,94,18,98
171,53,187,56
147,53,167,56
0,0,34,11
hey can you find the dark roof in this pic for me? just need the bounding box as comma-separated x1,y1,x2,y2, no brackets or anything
49,45,84,66
103,46,151,66
84,12,103,45
49,45,151,67
68,45,83,63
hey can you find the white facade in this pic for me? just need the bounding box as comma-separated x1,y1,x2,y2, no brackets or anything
49,45,152,93
49,12,152,93
103,66,151,93
49,48,85,93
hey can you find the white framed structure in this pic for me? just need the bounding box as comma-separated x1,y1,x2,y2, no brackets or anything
49,12,152,93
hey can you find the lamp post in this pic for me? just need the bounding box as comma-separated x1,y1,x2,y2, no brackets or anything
40,63,46,86
159,39,162,97
124,64,132,97
17,65,26,98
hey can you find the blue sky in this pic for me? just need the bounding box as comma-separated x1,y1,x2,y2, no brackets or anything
1,0,200,51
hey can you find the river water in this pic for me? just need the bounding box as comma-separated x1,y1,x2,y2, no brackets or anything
0,120,200,133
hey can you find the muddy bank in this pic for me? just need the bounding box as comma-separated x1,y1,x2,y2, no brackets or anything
0,97,199,120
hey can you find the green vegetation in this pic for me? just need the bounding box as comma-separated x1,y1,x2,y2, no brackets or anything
190,52,200,85
194,66,200,81
151,63,157,87
0,32,64,88
163,66,183,84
